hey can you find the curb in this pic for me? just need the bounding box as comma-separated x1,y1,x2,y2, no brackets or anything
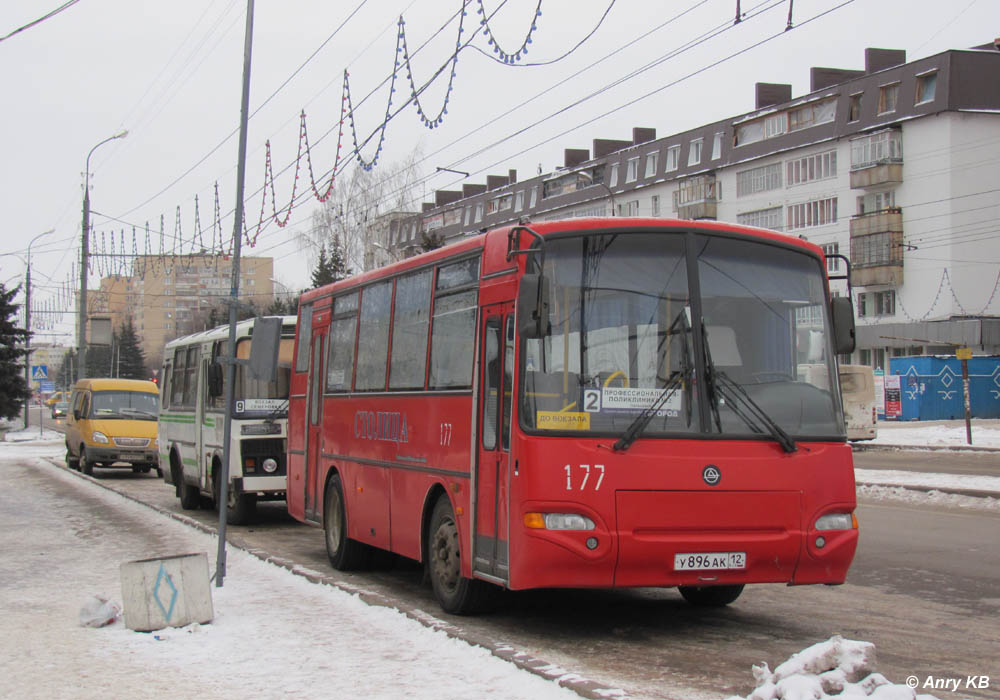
853,443,1000,454
856,481,999,500
42,456,634,700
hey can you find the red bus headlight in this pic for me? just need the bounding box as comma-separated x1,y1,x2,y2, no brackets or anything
524,513,596,530
814,513,857,531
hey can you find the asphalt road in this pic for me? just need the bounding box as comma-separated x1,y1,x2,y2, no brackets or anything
32,445,1000,700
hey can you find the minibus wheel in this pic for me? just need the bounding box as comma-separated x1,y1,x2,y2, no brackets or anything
80,448,94,476
65,446,79,471
678,584,744,607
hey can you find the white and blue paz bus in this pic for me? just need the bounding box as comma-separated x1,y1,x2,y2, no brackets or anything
158,316,296,524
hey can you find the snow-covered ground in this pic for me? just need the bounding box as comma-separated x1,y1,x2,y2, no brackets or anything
4,422,990,699
866,420,1000,450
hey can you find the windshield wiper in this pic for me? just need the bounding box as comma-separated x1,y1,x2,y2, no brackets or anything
613,311,692,452
699,325,797,453
714,372,796,453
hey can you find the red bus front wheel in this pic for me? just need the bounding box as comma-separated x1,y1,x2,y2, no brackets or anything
428,496,499,615
678,584,744,607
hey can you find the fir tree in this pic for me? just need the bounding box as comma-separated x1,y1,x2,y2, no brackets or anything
0,282,32,419
328,234,350,281
116,316,148,379
55,349,77,389
310,244,334,288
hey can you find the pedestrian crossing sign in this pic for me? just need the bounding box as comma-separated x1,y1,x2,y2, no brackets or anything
31,365,48,381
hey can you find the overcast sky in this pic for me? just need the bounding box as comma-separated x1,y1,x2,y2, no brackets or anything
0,0,994,344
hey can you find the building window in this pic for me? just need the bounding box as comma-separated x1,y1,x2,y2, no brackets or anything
625,157,639,183
474,203,483,223
788,98,836,132
617,199,640,216
529,186,538,208
688,138,703,166
737,206,782,230
858,290,895,317
644,151,658,178
851,232,900,266
823,242,840,272
848,94,863,122
786,150,837,186
850,129,902,170
877,83,899,115
735,162,782,197
787,197,838,230
665,145,680,171
651,194,661,217
711,132,723,160
514,191,524,212
763,113,787,139
608,163,619,188
857,190,896,215
915,71,937,104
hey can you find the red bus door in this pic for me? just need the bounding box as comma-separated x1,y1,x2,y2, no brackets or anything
304,312,328,524
474,305,514,582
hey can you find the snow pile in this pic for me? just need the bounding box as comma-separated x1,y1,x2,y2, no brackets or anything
726,636,940,700
869,423,1000,448
857,483,1000,511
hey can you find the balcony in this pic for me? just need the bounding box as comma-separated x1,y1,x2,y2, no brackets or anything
850,129,903,189
849,209,904,287
672,174,719,220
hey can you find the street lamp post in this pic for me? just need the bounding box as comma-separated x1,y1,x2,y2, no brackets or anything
24,229,55,429
80,129,128,382
575,170,616,215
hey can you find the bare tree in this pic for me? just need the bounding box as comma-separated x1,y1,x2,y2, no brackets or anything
302,148,424,273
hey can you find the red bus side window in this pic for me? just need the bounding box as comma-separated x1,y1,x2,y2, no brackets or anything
482,318,501,450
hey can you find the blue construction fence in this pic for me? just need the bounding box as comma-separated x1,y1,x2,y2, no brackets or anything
885,355,1000,421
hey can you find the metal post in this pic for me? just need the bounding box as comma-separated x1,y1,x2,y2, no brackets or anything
24,263,31,430
216,0,256,588
80,131,127,382
25,229,54,428
961,357,972,445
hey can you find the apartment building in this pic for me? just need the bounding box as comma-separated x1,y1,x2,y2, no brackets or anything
390,42,1000,366
92,254,274,369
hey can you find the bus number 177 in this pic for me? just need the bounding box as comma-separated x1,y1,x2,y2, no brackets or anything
565,464,605,491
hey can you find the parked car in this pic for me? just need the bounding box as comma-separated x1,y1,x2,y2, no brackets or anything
51,401,69,419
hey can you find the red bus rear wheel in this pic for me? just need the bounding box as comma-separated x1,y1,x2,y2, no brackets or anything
324,473,368,570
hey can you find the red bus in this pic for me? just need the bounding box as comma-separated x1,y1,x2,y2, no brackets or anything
287,218,859,614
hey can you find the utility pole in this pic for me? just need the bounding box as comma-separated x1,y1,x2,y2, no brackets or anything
216,0,256,588
24,229,55,428
80,131,128,382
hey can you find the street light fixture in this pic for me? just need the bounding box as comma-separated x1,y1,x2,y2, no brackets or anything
24,228,55,429
79,129,128,382
575,170,616,215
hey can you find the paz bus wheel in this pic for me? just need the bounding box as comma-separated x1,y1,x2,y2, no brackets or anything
179,481,201,510
427,496,499,615
213,468,257,525
678,584,744,607
324,473,369,570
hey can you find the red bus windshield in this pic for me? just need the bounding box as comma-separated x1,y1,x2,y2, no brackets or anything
522,231,843,443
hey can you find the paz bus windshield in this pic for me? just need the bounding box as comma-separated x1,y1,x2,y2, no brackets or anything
521,230,843,443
